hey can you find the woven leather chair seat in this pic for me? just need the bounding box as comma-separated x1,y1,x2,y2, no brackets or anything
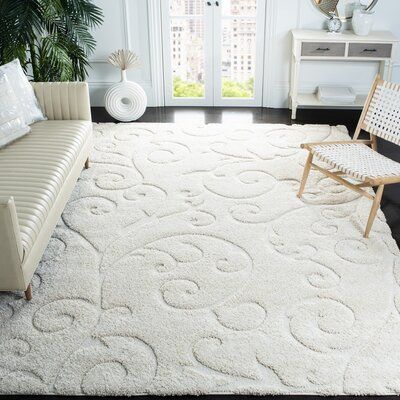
311,142,400,181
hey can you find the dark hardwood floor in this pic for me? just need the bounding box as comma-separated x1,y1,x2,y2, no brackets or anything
92,106,400,247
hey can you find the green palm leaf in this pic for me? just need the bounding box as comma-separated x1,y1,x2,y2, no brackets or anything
0,0,103,81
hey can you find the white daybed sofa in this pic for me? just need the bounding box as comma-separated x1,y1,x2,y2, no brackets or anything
0,82,92,300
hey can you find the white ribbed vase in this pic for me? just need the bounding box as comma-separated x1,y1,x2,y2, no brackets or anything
105,70,147,122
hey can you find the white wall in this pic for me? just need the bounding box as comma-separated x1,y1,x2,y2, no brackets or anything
88,0,155,106
89,0,400,108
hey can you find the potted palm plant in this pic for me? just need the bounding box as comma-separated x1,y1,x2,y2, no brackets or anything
0,0,103,81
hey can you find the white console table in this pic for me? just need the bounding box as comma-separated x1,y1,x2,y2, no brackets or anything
290,29,399,119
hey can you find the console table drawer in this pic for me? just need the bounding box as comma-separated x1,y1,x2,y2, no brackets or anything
348,43,393,58
301,42,346,57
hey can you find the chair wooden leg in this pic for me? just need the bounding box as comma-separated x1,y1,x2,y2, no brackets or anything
24,283,32,301
297,152,313,198
371,135,378,152
364,184,385,238
84,157,90,169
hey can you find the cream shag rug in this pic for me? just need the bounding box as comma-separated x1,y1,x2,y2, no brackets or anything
0,123,399,396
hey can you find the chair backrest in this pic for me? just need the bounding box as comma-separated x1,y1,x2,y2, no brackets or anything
356,76,400,146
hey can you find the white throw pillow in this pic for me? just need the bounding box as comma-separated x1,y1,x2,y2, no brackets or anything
0,59,46,125
0,73,30,148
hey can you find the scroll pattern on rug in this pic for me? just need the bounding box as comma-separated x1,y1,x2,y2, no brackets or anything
0,123,399,396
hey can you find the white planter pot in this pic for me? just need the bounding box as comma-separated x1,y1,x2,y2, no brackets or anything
352,9,374,36
105,70,147,122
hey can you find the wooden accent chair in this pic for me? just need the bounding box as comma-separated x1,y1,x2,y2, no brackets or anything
297,75,400,238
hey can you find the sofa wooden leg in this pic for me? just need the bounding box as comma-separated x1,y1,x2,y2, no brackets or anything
24,284,32,301
84,157,90,169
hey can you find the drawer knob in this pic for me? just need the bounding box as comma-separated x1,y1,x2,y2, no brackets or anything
316,47,330,51
363,48,377,52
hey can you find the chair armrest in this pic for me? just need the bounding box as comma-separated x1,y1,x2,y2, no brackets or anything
31,82,92,122
0,197,25,291
301,140,372,150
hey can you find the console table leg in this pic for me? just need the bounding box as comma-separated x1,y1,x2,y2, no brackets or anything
291,105,297,120
388,61,394,82
290,58,300,120
379,60,387,79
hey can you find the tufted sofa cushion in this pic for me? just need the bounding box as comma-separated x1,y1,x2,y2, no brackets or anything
31,82,91,121
0,120,91,255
